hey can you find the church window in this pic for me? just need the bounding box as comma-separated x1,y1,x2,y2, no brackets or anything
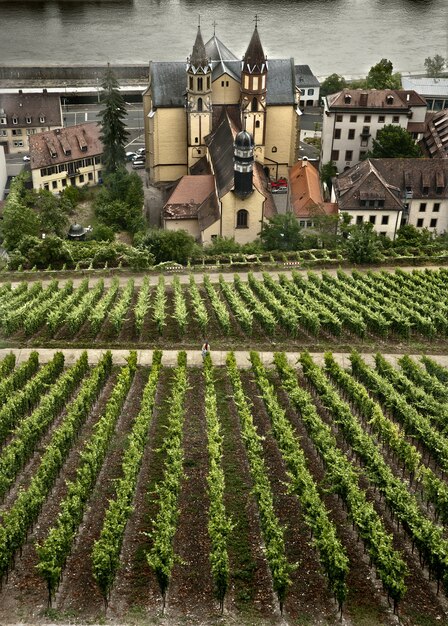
251,98,258,112
207,77,210,89
198,77,203,90
262,76,266,89
244,75,249,89
236,209,248,228
255,120,260,128
253,77,259,90
272,146,277,153
189,76,193,90
198,98,203,112
195,136,199,143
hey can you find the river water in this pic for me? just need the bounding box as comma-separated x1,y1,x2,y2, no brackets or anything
0,0,446,78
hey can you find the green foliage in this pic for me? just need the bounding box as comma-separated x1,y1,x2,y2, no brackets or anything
259,212,304,251
320,160,338,188
15,236,72,269
87,223,115,242
1,175,40,250
35,190,69,237
94,169,144,233
98,65,129,173
370,124,422,158
366,58,401,89
424,54,446,78
137,228,200,264
320,73,347,97
395,224,433,247
344,222,383,264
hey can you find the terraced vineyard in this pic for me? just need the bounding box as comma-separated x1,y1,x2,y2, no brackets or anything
1,267,448,349
1,348,448,625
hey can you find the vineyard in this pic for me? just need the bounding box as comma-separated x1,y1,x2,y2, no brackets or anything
1,267,448,350
1,348,448,625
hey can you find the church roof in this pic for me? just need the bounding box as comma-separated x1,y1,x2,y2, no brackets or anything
243,27,266,73
266,59,296,105
206,111,237,198
149,61,186,107
205,35,240,82
190,27,209,70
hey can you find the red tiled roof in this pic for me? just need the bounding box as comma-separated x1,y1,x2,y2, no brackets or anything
163,175,215,219
289,160,325,217
327,89,426,109
29,122,103,170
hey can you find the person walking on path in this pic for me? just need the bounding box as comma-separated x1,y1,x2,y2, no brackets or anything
201,340,210,361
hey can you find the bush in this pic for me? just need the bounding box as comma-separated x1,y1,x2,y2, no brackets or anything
87,223,116,242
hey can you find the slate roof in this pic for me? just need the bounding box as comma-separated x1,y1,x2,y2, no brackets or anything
295,65,320,89
205,111,237,198
266,59,296,105
149,62,186,108
0,92,62,128
333,159,403,211
243,27,266,74
205,35,240,82
333,158,448,211
29,122,102,170
420,109,448,159
189,27,209,71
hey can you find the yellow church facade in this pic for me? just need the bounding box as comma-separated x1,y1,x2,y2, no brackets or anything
143,26,301,185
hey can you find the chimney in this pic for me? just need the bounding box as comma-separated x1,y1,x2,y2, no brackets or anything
360,92,368,106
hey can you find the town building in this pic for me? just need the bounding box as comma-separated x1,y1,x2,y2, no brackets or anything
162,113,276,245
0,146,6,201
401,76,448,112
295,65,320,109
331,158,448,237
289,159,337,229
420,108,448,159
143,25,303,185
29,122,103,193
321,89,427,173
0,92,62,155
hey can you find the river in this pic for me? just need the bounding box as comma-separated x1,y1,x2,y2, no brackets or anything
0,0,446,78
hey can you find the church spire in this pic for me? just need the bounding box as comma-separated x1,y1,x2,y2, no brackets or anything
189,25,208,71
243,21,266,74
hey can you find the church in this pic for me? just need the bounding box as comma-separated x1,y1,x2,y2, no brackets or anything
142,23,301,244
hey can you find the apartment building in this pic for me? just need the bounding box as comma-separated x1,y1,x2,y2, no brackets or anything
0,92,62,155
321,89,427,173
29,122,103,193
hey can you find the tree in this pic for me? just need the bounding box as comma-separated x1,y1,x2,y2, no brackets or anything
320,73,347,97
344,222,383,264
366,59,401,89
424,54,446,78
98,64,129,174
395,224,433,247
259,213,304,251
0,174,40,250
94,169,144,233
369,124,422,159
137,229,200,264
320,161,338,191
35,189,69,237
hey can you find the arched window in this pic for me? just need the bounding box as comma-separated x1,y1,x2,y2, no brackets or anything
236,209,248,228
251,97,258,112
198,77,203,91
255,120,260,128
207,76,210,89
198,98,203,112
189,76,193,90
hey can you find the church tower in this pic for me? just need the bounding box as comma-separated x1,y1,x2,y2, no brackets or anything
234,129,254,199
186,25,212,169
240,23,267,163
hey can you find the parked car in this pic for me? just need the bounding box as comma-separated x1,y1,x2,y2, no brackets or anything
132,158,146,169
270,177,288,193
22,155,31,162
136,147,145,156
126,151,137,161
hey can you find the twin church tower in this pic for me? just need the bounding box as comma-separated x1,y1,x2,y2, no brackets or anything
143,23,300,185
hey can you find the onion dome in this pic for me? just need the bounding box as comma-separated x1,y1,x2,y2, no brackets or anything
235,130,254,150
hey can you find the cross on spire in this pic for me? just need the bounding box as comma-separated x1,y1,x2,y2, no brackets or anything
254,14,260,28
198,14,201,28
212,20,218,36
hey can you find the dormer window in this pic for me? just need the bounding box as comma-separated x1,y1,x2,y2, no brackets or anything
344,94,352,104
26,116,32,124
386,95,394,105
0,117,6,125
39,115,45,123
12,116,18,125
